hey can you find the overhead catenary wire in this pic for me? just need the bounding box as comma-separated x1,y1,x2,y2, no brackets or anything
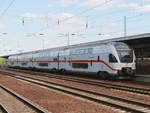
35,1,150,38
2,0,150,41
72,10,150,36
59,0,113,23
0,0,7,12
31,0,114,35
0,0,16,17
55,2,150,36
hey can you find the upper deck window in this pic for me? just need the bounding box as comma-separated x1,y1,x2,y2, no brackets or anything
70,48,93,55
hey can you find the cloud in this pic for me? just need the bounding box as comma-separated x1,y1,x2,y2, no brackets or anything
119,3,138,9
48,0,119,10
144,0,150,2
21,12,86,41
80,0,107,7
102,23,118,27
138,5,150,12
48,3,53,7
47,13,85,25
22,13,44,19
119,3,150,12
0,24,5,30
44,41,60,48
57,0,79,7
79,0,119,10
0,44,12,55
48,0,80,8
22,12,84,25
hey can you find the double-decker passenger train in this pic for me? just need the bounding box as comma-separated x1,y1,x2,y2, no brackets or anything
7,41,136,79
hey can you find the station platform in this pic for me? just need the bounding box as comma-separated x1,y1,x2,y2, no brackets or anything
135,74,150,83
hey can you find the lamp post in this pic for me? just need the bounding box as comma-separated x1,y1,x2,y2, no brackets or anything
57,33,80,46
39,33,45,50
124,16,127,37
26,33,45,50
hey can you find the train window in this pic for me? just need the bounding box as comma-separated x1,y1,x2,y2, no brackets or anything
39,63,48,67
70,50,74,55
109,54,118,63
84,49,88,54
53,58,58,61
88,48,93,54
79,49,82,54
75,50,79,54
81,49,85,54
72,63,88,69
11,62,14,65
21,63,27,66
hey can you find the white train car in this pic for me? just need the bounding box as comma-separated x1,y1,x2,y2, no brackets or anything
7,55,18,67
7,42,136,79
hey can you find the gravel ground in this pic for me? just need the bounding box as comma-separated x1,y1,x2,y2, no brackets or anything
0,88,37,113
6,71,150,105
0,74,124,113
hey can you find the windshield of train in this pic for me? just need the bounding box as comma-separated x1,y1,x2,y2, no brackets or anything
114,42,133,63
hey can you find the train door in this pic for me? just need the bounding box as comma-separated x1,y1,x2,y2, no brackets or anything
59,54,68,72
88,55,95,72
57,53,59,70
107,53,118,73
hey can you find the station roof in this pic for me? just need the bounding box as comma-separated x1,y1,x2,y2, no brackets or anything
1,32,150,58
109,33,150,49
70,32,150,48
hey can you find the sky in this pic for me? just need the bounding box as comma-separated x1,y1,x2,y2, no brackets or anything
0,0,150,56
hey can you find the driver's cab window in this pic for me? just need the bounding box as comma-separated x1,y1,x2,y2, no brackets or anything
109,54,118,63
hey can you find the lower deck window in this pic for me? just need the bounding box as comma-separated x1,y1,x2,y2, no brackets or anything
39,63,48,67
72,63,88,69
21,63,27,66
11,62,14,65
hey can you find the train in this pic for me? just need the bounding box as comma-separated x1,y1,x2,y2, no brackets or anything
0,58,6,66
7,41,136,79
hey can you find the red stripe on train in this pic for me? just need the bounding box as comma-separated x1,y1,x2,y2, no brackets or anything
16,60,120,71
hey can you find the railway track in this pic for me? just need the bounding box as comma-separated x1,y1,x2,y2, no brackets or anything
0,70,150,113
0,104,9,113
0,84,48,113
3,68,150,96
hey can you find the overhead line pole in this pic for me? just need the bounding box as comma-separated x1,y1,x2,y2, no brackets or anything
67,32,70,46
124,16,127,37
32,0,113,36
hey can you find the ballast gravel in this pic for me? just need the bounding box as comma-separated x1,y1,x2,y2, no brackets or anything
8,71,150,105
0,75,125,113
0,88,37,113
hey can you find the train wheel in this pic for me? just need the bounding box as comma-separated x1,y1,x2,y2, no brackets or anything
101,72,109,80
60,69,66,74
97,71,109,80
109,76,116,81
51,68,57,73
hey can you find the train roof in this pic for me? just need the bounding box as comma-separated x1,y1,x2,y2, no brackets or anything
3,32,150,57
9,41,113,56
